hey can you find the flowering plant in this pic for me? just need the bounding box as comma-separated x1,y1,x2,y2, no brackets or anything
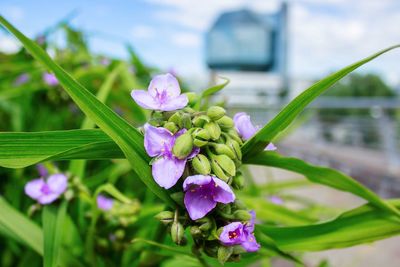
0,15,400,267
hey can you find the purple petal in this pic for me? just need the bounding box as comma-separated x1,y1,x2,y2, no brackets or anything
183,175,212,191
131,90,160,110
152,157,186,189
148,73,181,98
187,146,200,159
184,186,217,220
269,195,284,205
212,177,235,204
43,72,58,86
38,193,61,205
233,112,258,140
36,164,48,177
219,222,245,245
47,174,68,195
25,178,46,200
265,143,277,151
144,123,174,157
241,233,260,252
245,210,256,233
97,195,114,211
160,95,188,111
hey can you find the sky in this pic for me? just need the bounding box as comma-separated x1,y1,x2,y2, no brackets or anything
1,0,400,85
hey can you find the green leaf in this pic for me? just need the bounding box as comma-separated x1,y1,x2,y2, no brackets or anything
241,45,400,156
0,197,43,255
42,201,67,267
245,152,400,218
0,16,175,207
256,199,400,251
194,77,229,109
0,129,123,168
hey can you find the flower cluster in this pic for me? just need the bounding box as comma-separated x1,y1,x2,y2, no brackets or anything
132,73,275,262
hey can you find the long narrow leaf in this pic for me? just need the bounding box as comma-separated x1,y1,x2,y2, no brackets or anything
241,45,400,156
257,200,400,251
0,16,175,207
245,152,400,218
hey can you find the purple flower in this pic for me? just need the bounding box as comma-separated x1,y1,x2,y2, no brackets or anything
97,195,114,211
14,73,30,86
131,73,188,111
183,175,235,220
269,195,284,205
144,123,199,189
43,72,59,86
36,164,48,177
233,112,276,151
219,210,260,252
24,174,67,204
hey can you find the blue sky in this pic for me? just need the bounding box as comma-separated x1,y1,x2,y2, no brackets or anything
1,0,400,85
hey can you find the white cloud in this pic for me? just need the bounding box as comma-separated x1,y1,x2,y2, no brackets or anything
171,32,201,47
0,35,21,54
131,25,156,39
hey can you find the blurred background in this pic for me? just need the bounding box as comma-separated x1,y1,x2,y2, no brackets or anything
1,0,400,266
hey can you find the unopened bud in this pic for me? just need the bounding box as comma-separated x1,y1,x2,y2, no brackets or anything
204,122,221,140
233,210,252,221
211,154,236,177
172,133,193,159
155,211,174,225
232,173,245,190
226,139,242,160
193,115,210,127
192,154,211,175
218,246,234,265
216,116,234,130
192,128,210,141
193,139,208,147
190,226,203,237
211,143,236,160
168,112,182,127
164,122,178,133
185,92,199,106
207,106,226,121
227,129,243,144
171,222,185,245
182,113,192,129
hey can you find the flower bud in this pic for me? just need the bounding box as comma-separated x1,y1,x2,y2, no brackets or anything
185,92,199,106
155,211,174,225
211,154,236,177
163,122,178,133
172,133,193,159
190,226,203,237
168,112,182,127
181,113,192,129
226,139,242,160
218,246,233,265
193,139,208,147
192,154,211,175
171,222,185,245
210,143,236,160
232,173,245,190
210,159,230,182
207,106,226,121
227,129,243,144
192,128,210,141
233,210,252,221
216,116,234,130
192,115,210,127
170,192,184,206
204,122,221,140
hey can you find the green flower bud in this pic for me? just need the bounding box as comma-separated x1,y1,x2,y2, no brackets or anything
192,128,210,141
227,129,243,144
216,116,234,130
232,245,246,254
218,246,233,265
185,92,199,106
155,211,174,225
207,106,226,121
193,139,208,147
163,122,178,133
172,133,193,159
168,112,182,127
210,159,230,182
171,222,185,245
181,113,192,129
226,139,242,160
232,173,245,190
183,107,195,114
190,226,203,237
204,122,221,140
211,154,236,177
234,200,247,210
170,192,184,206
210,143,236,159
233,210,252,221
192,154,211,175
193,115,210,127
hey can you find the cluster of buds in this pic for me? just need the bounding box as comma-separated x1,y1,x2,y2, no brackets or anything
131,73,276,263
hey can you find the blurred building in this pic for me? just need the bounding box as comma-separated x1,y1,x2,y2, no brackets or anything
205,2,288,106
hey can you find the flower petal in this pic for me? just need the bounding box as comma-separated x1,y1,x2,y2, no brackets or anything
183,175,212,192
233,112,258,140
241,233,260,252
265,143,277,151
184,188,217,220
152,157,186,189
212,176,235,204
38,193,60,205
97,195,114,211
24,178,45,200
144,123,174,157
148,73,181,98
47,174,67,195
131,90,160,110
160,95,188,111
